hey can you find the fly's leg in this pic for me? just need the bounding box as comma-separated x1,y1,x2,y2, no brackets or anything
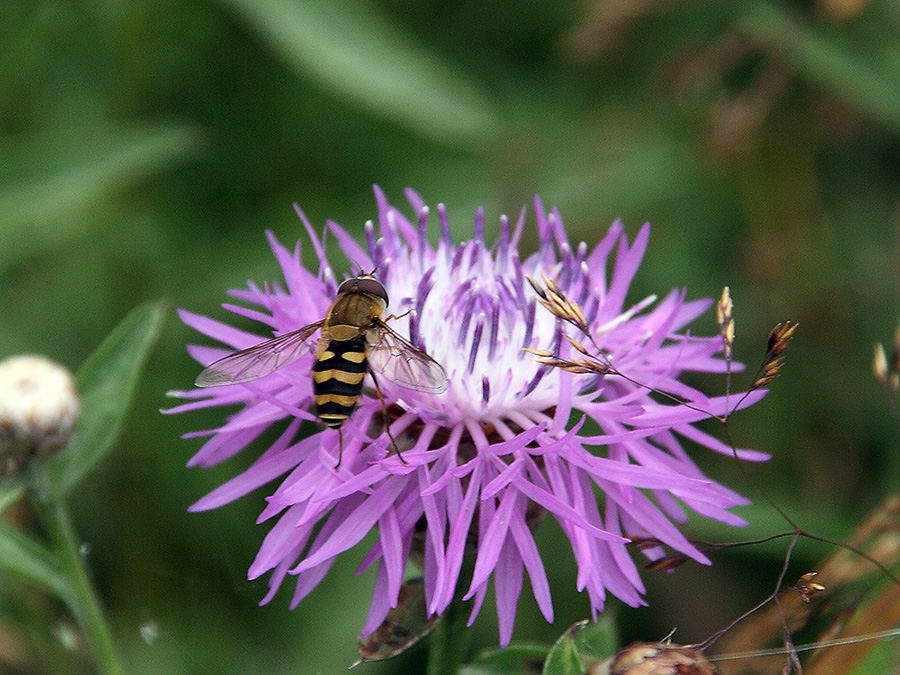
334,427,345,469
369,370,405,464
382,310,411,322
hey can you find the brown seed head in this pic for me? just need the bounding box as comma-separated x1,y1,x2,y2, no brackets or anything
794,571,825,603
716,287,734,359
874,342,889,389
523,349,609,376
605,643,717,675
564,333,592,356
527,274,590,334
751,322,797,390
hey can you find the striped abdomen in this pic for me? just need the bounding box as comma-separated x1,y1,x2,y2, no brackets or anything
312,336,368,428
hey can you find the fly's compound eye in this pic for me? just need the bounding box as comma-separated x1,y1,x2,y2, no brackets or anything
339,275,390,306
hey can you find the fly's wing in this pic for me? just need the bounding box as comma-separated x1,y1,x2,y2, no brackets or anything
195,321,324,387
367,323,448,393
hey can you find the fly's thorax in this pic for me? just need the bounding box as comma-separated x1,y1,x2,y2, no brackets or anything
327,324,365,342
324,291,387,341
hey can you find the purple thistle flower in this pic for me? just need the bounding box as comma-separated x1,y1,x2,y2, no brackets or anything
167,187,768,647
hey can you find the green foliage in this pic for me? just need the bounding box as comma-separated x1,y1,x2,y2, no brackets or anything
0,517,68,601
2,0,900,671
542,629,583,675
219,0,498,148
459,645,548,675
543,619,618,675
0,302,162,673
0,302,163,593
47,300,166,495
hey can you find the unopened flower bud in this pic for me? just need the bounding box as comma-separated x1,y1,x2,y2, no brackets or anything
601,643,716,674
0,355,79,475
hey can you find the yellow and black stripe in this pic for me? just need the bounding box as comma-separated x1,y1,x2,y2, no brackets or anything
312,336,369,428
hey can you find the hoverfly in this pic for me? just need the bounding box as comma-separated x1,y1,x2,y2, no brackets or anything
194,274,448,463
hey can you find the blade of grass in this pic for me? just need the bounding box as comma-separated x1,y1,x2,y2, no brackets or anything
738,1,900,136
0,518,68,601
218,0,498,148
47,300,167,495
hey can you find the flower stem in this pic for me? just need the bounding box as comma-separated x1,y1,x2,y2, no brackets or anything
34,467,126,675
426,599,471,675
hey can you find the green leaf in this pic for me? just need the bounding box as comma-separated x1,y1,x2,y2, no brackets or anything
46,300,167,494
0,122,202,273
460,644,548,675
0,478,24,514
572,615,618,666
218,0,498,148
0,518,69,600
737,1,900,137
542,622,586,675
0,4,59,114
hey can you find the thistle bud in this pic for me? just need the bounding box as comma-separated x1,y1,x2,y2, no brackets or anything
601,643,716,674
0,355,79,476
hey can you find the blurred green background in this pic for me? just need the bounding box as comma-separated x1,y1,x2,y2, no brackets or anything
3,0,900,672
